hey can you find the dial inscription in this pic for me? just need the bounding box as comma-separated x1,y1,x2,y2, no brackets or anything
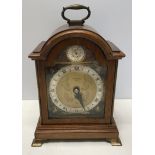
49,65,104,113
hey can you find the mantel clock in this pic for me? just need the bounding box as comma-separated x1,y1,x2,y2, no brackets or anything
28,5,125,147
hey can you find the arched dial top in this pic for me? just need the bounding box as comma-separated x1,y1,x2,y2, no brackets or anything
49,65,104,113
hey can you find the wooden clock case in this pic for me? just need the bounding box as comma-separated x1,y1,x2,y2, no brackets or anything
28,6,125,146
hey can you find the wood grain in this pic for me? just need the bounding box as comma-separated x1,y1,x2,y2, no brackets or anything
28,24,125,144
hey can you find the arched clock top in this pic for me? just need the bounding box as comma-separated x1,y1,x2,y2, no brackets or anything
28,25,125,61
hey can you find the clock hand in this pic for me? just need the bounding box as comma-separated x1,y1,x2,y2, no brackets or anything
73,87,85,111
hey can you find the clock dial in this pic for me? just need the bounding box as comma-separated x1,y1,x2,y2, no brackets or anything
49,65,104,113
66,45,85,62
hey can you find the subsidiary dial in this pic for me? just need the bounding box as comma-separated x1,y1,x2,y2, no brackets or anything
66,45,85,62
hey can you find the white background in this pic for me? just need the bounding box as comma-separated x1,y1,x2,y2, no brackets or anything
22,0,132,99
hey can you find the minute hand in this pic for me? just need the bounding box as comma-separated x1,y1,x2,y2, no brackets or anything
74,91,85,111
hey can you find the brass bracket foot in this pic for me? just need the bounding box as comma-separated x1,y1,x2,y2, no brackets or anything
106,137,122,146
31,139,43,147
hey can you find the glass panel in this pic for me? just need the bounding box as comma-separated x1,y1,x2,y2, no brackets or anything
45,45,107,119
46,63,107,119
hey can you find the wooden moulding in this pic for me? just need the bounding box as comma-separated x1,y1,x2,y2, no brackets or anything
28,25,125,61
32,117,121,146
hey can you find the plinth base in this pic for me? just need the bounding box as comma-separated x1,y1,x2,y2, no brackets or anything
32,118,122,147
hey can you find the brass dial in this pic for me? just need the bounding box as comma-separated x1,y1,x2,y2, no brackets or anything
49,65,103,113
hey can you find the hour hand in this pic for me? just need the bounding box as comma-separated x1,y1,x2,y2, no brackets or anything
73,87,85,111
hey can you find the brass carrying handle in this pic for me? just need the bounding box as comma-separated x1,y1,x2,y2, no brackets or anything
61,4,91,26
